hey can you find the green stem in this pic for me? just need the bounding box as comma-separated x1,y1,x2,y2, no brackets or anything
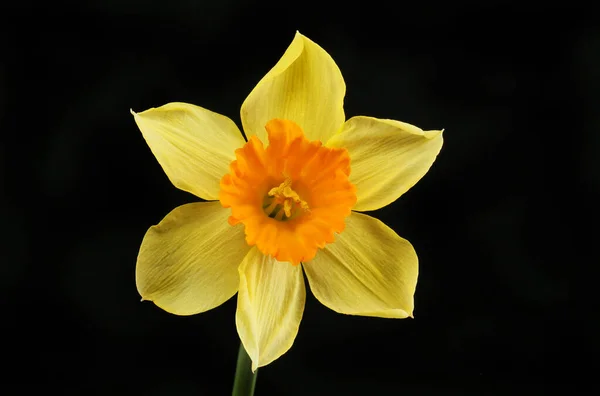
232,342,258,396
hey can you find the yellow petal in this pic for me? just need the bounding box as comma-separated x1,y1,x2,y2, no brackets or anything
136,201,250,315
303,212,418,318
241,32,346,143
131,102,246,200
327,116,443,211
236,248,305,371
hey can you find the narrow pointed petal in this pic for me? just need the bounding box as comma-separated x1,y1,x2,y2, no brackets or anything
241,32,346,143
236,248,305,371
303,212,418,318
136,202,250,315
327,116,443,211
132,103,246,200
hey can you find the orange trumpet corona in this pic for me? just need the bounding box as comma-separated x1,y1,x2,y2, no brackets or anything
219,119,357,264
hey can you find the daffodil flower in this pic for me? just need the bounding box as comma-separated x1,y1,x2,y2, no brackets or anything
132,32,443,371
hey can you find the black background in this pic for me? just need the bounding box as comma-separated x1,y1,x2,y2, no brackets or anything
1,2,596,395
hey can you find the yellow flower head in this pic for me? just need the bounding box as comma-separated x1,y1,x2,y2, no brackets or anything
132,32,443,372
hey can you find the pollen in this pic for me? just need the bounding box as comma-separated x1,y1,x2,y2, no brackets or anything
219,119,357,265
264,178,310,220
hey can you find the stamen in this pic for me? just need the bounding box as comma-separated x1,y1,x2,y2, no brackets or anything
263,199,278,217
264,178,310,221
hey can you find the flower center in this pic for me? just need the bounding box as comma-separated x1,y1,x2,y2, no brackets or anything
219,119,356,265
263,178,310,221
